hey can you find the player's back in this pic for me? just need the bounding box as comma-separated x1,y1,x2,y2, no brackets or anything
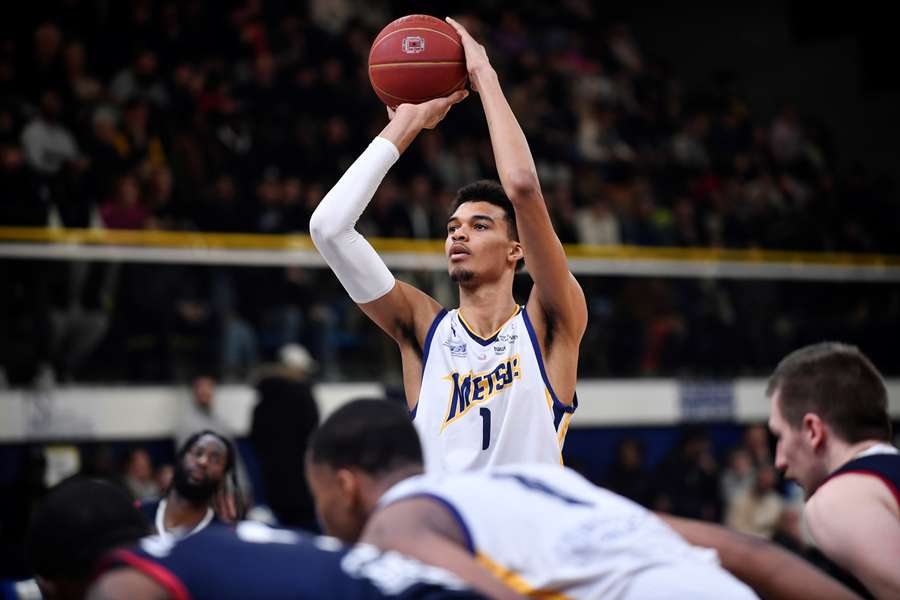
380,463,758,600
99,522,483,600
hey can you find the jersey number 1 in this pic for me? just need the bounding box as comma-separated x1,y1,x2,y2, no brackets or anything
479,407,491,450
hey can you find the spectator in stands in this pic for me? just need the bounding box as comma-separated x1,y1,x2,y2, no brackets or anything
176,375,227,450
250,344,320,530
110,48,169,108
719,447,755,506
603,437,652,506
0,141,44,226
86,106,128,198
120,98,166,171
99,174,146,229
653,427,721,521
122,447,160,502
19,23,65,100
575,195,621,245
725,464,785,539
20,89,89,226
742,423,773,467
61,41,103,107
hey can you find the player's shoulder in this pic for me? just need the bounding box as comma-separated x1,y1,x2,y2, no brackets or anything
809,472,899,525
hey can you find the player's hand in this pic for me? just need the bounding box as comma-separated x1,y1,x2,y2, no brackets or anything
213,487,239,523
446,16,493,91
387,89,469,130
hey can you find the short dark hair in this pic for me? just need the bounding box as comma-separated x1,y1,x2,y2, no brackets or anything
451,180,524,271
766,342,892,443
307,399,422,475
26,478,149,580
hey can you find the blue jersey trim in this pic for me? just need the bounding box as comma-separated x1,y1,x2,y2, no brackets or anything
411,308,447,421
421,308,447,374
386,492,475,554
521,307,576,426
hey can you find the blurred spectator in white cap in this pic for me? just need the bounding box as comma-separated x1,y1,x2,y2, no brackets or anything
250,343,320,530
279,343,319,374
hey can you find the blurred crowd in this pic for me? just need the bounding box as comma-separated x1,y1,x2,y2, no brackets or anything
2,1,897,248
1,1,899,385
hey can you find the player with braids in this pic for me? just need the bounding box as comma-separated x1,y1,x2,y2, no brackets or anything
137,429,244,539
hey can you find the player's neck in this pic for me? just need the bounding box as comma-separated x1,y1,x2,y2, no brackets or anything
164,491,211,529
458,282,517,338
369,465,424,508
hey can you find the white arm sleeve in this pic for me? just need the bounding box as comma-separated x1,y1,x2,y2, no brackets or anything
309,136,400,304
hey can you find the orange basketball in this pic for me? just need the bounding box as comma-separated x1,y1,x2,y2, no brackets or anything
368,15,467,108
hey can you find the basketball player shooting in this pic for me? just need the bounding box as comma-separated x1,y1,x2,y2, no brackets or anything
310,16,587,474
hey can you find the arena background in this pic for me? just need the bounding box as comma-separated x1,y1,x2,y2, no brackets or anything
1,0,899,584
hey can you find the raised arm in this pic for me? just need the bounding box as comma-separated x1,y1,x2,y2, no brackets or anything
805,475,900,600
309,92,467,346
447,17,587,339
658,513,862,600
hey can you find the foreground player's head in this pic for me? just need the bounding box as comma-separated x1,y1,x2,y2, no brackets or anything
26,478,149,600
172,430,235,502
766,342,891,494
446,180,524,286
305,399,424,542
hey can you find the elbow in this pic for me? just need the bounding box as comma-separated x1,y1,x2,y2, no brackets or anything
308,207,334,249
503,169,541,202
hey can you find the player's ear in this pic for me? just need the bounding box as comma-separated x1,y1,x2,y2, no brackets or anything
335,468,359,502
509,240,523,265
802,413,826,449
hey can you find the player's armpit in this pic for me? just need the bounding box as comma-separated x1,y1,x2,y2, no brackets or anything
362,499,524,600
805,474,900,600
87,569,170,600
658,513,862,600
358,280,443,348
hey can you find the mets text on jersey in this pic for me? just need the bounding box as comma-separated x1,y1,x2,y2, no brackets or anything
441,355,522,430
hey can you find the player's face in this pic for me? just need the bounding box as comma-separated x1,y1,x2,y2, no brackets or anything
446,201,521,284
175,434,228,500
305,458,367,543
768,390,826,496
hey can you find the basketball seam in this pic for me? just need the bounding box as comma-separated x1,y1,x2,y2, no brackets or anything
370,27,462,56
370,74,467,104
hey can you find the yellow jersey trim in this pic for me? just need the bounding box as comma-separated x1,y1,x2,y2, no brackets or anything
457,306,521,341
476,553,571,600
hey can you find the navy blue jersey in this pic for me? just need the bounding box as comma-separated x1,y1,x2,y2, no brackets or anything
98,522,482,600
822,452,900,509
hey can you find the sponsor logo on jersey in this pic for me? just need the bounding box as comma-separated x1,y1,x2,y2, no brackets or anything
493,344,506,355
402,36,425,54
443,340,467,357
441,355,521,429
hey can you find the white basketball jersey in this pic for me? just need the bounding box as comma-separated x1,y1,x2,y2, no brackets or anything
380,464,757,600
413,306,575,474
